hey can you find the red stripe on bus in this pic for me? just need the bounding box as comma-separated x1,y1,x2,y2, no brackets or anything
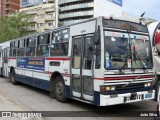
8,58,16,60
94,75,153,81
45,71,53,74
46,58,70,61
45,71,70,77
61,73,70,77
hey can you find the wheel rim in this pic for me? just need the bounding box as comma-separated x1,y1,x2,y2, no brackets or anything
56,81,64,97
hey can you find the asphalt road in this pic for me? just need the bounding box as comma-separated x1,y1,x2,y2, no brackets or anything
0,77,158,120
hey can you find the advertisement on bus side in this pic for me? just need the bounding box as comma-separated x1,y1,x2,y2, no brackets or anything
17,57,45,71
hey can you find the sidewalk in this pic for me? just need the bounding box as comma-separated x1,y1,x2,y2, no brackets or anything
0,91,44,120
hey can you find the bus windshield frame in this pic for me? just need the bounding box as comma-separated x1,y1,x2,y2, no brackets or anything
103,19,153,70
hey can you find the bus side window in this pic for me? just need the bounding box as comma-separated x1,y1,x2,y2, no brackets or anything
50,29,69,56
36,33,50,56
26,36,36,56
13,41,18,57
17,39,25,57
9,42,13,57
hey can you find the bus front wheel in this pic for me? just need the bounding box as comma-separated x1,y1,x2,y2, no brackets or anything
54,76,68,103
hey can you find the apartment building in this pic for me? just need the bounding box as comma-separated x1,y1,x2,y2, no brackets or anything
58,0,123,26
20,3,56,32
0,0,20,16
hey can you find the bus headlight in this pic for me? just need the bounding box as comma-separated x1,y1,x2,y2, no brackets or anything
106,86,116,91
144,82,151,87
106,86,111,91
100,86,116,92
111,86,116,91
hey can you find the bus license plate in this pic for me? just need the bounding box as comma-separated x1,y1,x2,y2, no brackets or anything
145,93,152,99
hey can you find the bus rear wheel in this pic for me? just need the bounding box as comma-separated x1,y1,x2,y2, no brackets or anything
54,76,68,103
10,69,18,85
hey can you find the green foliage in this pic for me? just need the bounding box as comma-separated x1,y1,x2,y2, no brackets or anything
0,12,31,43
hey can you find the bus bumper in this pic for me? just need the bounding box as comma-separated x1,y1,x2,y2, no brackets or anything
100,90,155,106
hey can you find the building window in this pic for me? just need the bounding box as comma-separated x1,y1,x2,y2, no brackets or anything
48,22,53,26
31,25,35,28
47,14,53,19
37,23,44,27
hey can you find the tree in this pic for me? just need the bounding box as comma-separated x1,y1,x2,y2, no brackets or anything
0,12,31,43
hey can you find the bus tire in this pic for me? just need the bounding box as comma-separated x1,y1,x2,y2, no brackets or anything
10,69,18,85
54,76,68,103
0,68,3,77
49,80,55,99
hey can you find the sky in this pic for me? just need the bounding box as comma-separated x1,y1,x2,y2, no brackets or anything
123,0,160,21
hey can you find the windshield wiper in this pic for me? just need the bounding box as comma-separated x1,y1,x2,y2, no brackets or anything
120,52,147,71
119,54,132,71
119,55,128,71
134,52,147,70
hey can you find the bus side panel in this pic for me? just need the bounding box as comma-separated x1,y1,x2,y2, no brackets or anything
8,58,16,71
33,72,50,91
46,58,71,84
15,71,50,91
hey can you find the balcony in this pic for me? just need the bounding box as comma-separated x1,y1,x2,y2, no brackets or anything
59,0,82,5
5,0,10,4
29,18,37,23
45,17,55,21
26,10,37,15
45,8,55,13
47,0,55,3
60,2,94,12
59,11,93,19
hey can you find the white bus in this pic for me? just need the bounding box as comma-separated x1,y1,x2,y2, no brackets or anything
0,17,155,106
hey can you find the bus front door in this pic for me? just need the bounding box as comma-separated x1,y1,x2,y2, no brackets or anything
71,35,94,101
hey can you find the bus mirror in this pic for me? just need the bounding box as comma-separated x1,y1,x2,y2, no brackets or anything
94,26,100,45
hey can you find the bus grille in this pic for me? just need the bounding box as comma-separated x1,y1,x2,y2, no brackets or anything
116,83,145,91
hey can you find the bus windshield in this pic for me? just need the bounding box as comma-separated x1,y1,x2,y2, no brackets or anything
104,32,153,70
